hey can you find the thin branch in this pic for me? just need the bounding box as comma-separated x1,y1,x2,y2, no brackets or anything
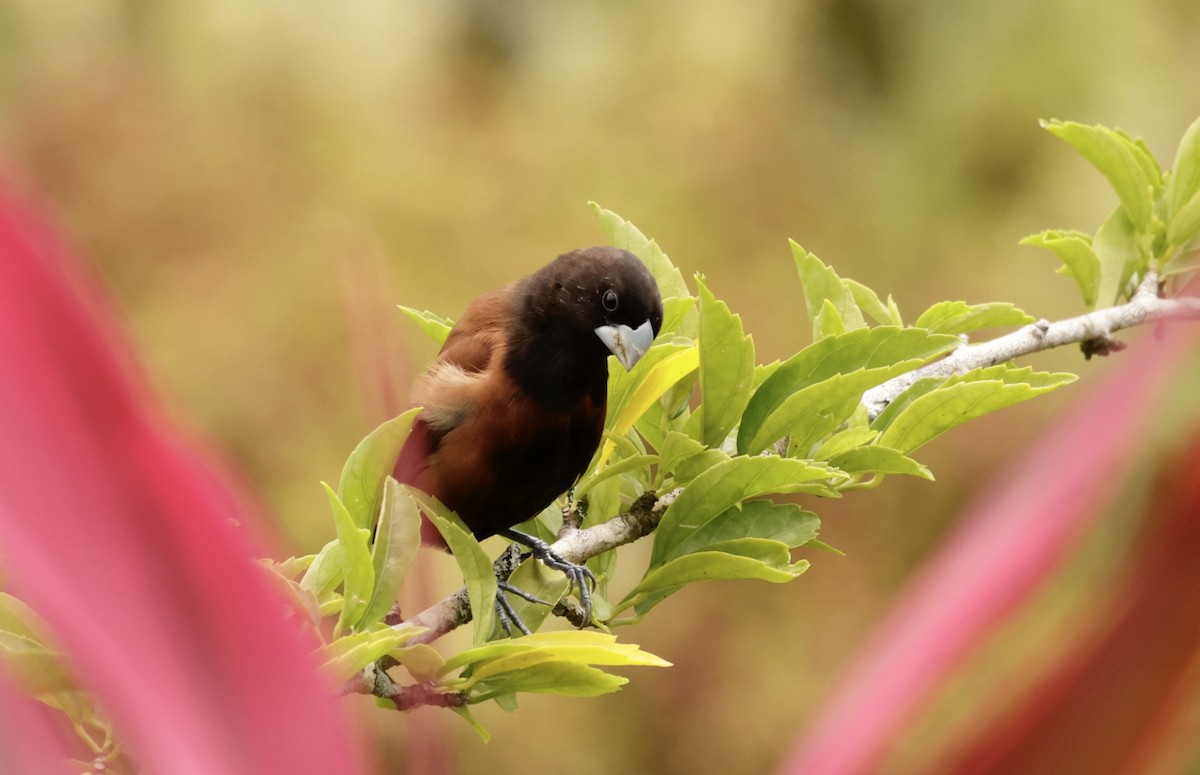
349,490,678,705
397,490,676,647
862,276,1200,419
346,663,467,710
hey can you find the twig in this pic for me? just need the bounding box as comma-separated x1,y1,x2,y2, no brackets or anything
862,275,1200,419
348,663,467,710
398,490,675,646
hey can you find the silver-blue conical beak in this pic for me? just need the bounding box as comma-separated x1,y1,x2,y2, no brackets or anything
594,319,655,371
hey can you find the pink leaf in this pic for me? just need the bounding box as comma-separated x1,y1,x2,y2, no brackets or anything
0,672,73,775
936,432,1200,773
0,183,365,774
778,317,1200,775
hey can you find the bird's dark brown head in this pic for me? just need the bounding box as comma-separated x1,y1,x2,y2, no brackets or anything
507,247,664,409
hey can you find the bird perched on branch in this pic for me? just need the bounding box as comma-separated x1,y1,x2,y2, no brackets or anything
395,246,663,632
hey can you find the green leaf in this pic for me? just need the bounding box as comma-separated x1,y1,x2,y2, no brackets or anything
661,500,820,559
446,632,668,700
1166,116,1200,223
270,554,315,580
577,454,658,499
657,431,730,484
493,693,520,712
1020,230,1102,307
696,277,755,447
814,427,878,460
584,464,625,528
1092,205,1141,308
658,365,697,421
392,642,447,682
1167,190,1200,249
886,294,903,326
597,344,699,467
398,306,454,346
674,447,731,483
652,456,846,565
320,625,416,684
40,692,101,732
914,301,1035,335
878,366,1077,453
468,646,665,685
844,278,902,325
0,594,74,695
739,327,959,455
338,408,422,531
623,540,808,616
632,397,676,455
741,362,937,457
1115,128,1164,192
807,539,846,556
753,360,782,389
791,241,866,336
870,376,945,431
826,445,933,480
814,298,848,339
410,489,498,645
452,706,492,742
605,344,691,434
360,477,422,627
324,483,375,634
448,631,670,681
660,296,699,339
657,429,706,472
470,661,627,702
1043,120,1156,228
0,594,47,646
589,202,690,299
300,539,345,600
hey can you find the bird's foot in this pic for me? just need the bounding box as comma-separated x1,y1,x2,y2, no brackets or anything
501,528,596,626
494,583,538,637
489,543,552,636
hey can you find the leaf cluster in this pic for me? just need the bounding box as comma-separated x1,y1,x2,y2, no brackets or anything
184,117,1200,731
576,206,1071,622
283,196,1079,733
1023,118,1200,306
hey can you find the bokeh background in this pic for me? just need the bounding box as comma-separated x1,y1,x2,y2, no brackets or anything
4,1,1200,773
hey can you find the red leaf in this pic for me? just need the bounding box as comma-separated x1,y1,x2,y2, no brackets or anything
777,316,1200,775
936,433,1200,774
0,673,73,775
0,184,365,774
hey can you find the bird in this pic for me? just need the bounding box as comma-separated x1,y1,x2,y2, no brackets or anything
394,246,664,633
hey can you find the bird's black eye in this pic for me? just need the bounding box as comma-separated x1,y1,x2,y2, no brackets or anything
602,288,619,312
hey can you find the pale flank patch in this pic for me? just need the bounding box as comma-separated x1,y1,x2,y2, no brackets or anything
411,362,482,431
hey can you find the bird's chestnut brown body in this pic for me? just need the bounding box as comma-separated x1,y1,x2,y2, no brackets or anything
396,247,663,545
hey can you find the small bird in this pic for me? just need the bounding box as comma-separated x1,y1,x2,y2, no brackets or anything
395,246,663,631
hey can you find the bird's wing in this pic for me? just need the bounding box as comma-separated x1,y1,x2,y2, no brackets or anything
394,286,516,547
409,287,513,432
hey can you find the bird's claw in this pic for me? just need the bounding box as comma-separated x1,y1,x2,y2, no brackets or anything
501,528,596,626
493,587,532,637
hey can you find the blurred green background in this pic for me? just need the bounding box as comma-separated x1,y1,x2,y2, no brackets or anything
4,1,1200,772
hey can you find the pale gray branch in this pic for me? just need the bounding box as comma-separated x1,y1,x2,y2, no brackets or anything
396,489,677,646
862,278,1200,419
